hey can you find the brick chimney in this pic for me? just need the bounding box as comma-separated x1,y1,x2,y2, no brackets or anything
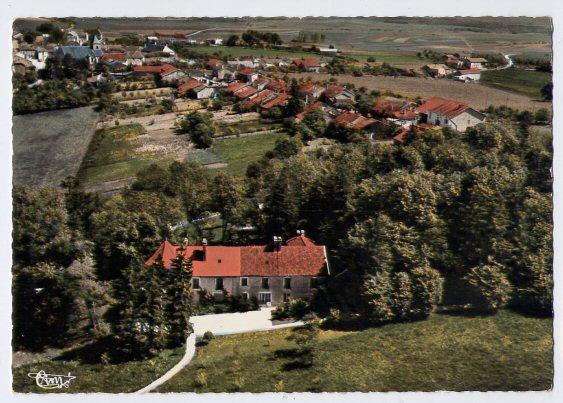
273,236,282,252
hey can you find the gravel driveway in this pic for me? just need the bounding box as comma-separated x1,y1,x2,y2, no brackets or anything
191,307,303,336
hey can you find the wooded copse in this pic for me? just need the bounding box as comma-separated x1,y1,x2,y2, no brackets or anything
11,117,552,359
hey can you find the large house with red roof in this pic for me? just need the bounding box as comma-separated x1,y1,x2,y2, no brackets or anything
146,232,329,306
416,96,486,132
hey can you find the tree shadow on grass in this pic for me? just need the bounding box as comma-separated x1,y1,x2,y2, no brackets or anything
273,347,314,371
55,336,130,364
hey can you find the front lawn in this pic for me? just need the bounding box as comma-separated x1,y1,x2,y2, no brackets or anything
77,124,176,184
481,69,552,98
211,131,287,176
158,310,552,392
13,346,184,393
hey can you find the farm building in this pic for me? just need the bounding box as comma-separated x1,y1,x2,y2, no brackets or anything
416,96,486,132
293,57,323,73
455,68,482,82
462,57,488,69
146,233,329,306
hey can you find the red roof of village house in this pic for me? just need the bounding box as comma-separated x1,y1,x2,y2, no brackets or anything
334,111,361,126
294,57,321,68
457,68,482,74
297,82,322,95
416,97,470,118
393,124,435,143
133,63,178,77
324,84,345,99
267,79,290,93
373,99,417,120
207,58,223,68
178,79,202,94
134,65,163,74
234,86,258,99
238,67,256,75
241,89,274,108
145,236,328,277
261,93,290,109
159,63,178,77
225,81,247,93
101,52,127,63
294,101,324,122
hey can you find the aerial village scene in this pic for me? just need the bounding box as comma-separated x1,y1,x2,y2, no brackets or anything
11,17,553,393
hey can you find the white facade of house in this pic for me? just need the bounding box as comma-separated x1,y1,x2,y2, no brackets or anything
456,71,481,81
161,70,186,83
425,109,485,132
194,86,216,99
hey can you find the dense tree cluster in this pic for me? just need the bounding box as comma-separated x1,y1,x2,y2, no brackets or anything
179,110,216,148
245,120,553,321
12,114,552,355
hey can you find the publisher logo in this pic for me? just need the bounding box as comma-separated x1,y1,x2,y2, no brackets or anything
27,370,76,389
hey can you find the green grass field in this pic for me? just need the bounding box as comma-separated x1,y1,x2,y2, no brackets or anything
13,347,184,393
77,124,175,184
211,131,286,176
159,310,552,392
187,45,424,65
481,69,552,98
215,119,284,138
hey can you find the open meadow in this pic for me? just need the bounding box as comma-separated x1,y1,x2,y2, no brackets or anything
157,310,552,393
481,69,552,98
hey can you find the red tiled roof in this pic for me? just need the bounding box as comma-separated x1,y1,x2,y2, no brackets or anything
351,118,376,129
324,84,345,99
458,68,482,74
133,65,163,74
207,58,222,68
294,57,321,68
334,111,361,126
100,52,127,63
225,81,247,93
145,236,327,277
373,99,417,120
297,82,321,95
178,79,201,94
241,89,274,108
267,79,290,93
159,63,178,77
133,63,178,77
393,124,435,143
234,86,258,99
294,101,324,122
238,67,256,75
416,97,469,118
261,93,290,109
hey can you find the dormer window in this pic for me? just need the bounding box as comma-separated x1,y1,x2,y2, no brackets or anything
218,259,222,263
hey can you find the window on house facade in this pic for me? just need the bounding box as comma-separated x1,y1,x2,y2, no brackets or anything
240,277,248,287
283,277,292,290
283,292,291,302
242,292,249,301
215,277,224,291
261,277,269,289
310,277,318,289
192,278,200,290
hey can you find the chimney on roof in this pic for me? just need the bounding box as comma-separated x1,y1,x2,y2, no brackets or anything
297,229,305,236
183,237,189,247
273,235,282,252
202,238,208,260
